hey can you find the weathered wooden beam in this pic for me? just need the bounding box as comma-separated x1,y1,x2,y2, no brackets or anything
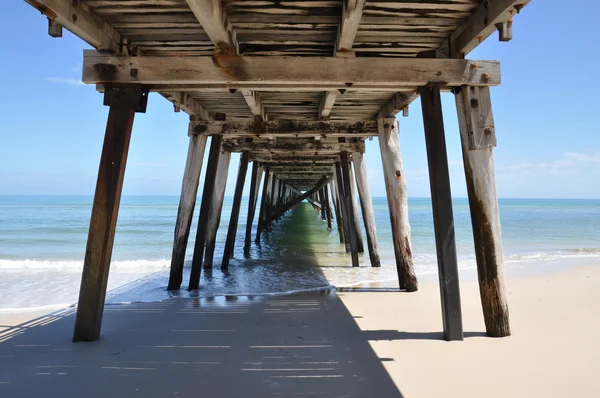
334,167,350,251
319,91,338,119
168,132,207,290
377,118,418,291
134,84,419,93
253,157,339,164
330,181,345,244
336,0,367,52
222,152,249,269
244,162,262,254
340,154,360,267
455,86,510,337
204,148,231,269
287,185,321,209
240,90,267,121
222,141,365,154
440,0,530,57
347,161,364,253
255,168,272,244
353,152,381,267
323,185,333,230
191,120,378,138
83,52,501,87
73,86,146,342
185,0,238,53
25,0,121,51
420,85,464,342
377,92,419,119
189,135,222,290
162,92,212,121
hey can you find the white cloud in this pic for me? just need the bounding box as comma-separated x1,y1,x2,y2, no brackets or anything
42,77,85,86
497,151,600,177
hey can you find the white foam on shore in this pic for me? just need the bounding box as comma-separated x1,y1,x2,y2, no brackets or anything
0,259,170,270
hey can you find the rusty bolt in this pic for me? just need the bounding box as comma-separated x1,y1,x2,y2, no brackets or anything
130,68,138,77
482,72,490,81
470,63,478,70
395,170,401,177
484,127,493,135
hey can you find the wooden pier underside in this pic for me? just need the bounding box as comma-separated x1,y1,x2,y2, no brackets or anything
23,0,529,342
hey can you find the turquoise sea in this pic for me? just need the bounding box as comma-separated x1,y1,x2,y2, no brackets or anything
0,196,599,310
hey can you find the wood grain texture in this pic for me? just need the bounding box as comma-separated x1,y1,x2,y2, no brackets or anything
377,118,417,291
347,160,365,253
353,152,381,267
221,151,249,269
340,154,360,267
244,162,262,254
168,133,207,290
455,87,510,337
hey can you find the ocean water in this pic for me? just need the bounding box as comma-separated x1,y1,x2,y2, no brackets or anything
0,195,599,311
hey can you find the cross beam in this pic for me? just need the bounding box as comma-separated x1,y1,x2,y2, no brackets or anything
222,141,365,154
190,120,378,137
83,52,500,88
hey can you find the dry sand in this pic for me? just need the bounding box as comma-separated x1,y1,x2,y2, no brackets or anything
1,264,599,397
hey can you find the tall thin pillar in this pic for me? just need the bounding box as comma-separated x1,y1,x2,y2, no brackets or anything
204,149,232,269
334,166,351,252
323,184,333,230
455,85,510,337
255,169,272,244
421,85,463,341
222,152,250,269
73,86,147,342
168,126,207,290
348,160,365,253
353,152,381,267
244,162,262,254
330,180,345,243
340,154,360,267
377,118,418,291
189,135,222,290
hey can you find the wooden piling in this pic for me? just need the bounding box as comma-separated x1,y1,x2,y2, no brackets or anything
324,184,333,230
330,180,345,243
353,152,381,268
73,86,146,342
377,118,418,291
319,188,327,220
204,149,232,269
255,168,271,244
420,85,463,341
334,165,351,252
189,135,222,290
455,85,510,337
244,162,262,254
340,154,360,267
348,160,365,253
222,152,250,269
168,131,207,290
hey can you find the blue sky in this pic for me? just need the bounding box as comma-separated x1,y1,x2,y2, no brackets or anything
1,0,599,198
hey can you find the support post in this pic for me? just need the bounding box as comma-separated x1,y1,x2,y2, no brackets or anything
420,85,463,341
168,128,207,290
340,154,360,267
455,85,510,337
255,169,272,244
189,135,222,290
222,152,250,269
319,188,327,220
204,149,232,269
330,180,345,243
324,185,333,230
335,165,351,252
73,86,147,342
348,160,365,253
244,162,262,254
377,118,418,291
353,152,381,267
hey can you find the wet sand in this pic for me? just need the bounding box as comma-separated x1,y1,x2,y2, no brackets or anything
1,264,599,397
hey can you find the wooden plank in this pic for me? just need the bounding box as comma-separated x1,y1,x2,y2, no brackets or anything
339,154,360,267
83,52,501,87
353,152,381,267
185,0,238,53
420,85,463,342
73,87,140,342
377,91,419,119
456,86,497,150
347,160,365,253
204,148,231,268
25,0,121,51
244,162,262,254
221,151,249,269
377,118,418,291
189,135,222,290
167,133,207,290
442,0,530,57
319,91,338,119
240,90,267,120
222,141,365,153
336,0,366,51
191,120,378,138
455,86,510,337
162,92,213,121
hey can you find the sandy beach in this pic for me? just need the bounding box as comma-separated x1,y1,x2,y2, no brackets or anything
1,264,599,397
